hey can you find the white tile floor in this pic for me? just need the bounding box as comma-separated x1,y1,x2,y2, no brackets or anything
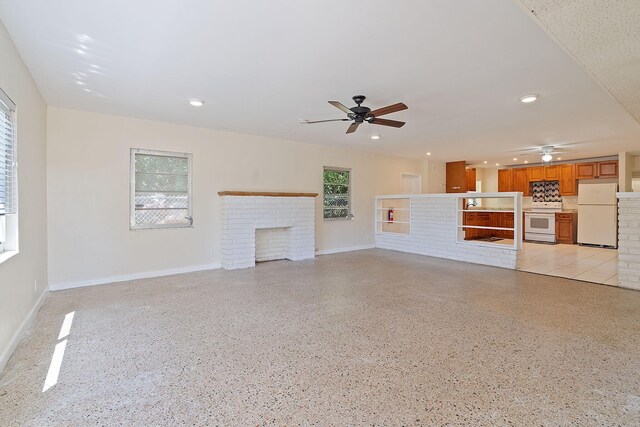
517,242,618,286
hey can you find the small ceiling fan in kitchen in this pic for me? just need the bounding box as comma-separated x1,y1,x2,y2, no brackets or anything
299,95,408,134
514,144,577,163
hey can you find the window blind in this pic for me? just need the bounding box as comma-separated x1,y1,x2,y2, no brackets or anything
0,90,16,216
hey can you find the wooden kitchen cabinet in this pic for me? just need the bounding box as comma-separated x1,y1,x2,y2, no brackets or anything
576,161,618,179
555,212,577,244
463,211,491,240
544,165,559,180
512,168,530,195
498,169,513,192
598,161,618,178
466,168,476,192
446,161,467,193
494,212,515,239
558,164,577,196
576,162,597,179
527,166,545,182
463,211,514,240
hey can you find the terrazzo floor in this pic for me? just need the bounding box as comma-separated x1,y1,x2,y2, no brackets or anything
1,249,640,425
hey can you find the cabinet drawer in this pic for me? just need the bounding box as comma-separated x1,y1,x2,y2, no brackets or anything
556,213,573,220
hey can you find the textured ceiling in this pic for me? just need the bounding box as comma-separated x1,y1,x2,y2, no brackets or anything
1,0,639,165
519,0,640,124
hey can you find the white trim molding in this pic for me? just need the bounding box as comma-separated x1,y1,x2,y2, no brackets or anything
49,263,221,291
0,289,48,373
316,244,375,255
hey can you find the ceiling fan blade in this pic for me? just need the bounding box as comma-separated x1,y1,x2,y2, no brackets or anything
370,118,405,128
346,122,360,134
328,101,353,114
300,118,351,124
370,102,408,117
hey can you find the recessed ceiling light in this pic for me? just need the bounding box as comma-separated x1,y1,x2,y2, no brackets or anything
520,94,538,103
371,135,380,140
524,160,529,164
75,81,85,86
496,163,500,166
513,158,518,161
483,161,488,164
426,152,431,156
557,157,562,160
75,49,86,55
189,98,204,107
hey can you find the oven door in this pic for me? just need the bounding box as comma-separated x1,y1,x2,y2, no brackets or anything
525,213,556,235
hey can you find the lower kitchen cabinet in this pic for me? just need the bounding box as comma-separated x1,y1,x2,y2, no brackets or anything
463,211,514,240
556,212,577,244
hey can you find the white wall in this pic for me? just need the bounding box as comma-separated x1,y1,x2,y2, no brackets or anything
619,152,634,192
421,158,446,193
0,22,48,371
47,107,420,289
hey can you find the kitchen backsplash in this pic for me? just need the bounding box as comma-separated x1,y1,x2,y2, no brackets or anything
523,196,578,210
531,181,561,202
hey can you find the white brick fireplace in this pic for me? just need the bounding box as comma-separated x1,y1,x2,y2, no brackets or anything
219,192,317,270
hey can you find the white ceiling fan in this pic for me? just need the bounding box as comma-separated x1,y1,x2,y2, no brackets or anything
513,143,578,163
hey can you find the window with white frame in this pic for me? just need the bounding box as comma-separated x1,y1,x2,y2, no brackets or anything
130,149,192,229
0,88,17,254
323,167,351,219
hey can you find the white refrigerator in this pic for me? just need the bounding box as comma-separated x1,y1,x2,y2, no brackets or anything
577,183,618,247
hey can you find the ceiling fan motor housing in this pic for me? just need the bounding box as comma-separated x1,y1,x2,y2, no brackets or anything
350,96,372,121
352,95,366,105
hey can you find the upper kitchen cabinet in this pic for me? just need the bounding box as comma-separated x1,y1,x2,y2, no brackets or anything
598,161,619,178
576,161,618,179
498,169,513,192
558,164,577,195
446,161,467,193
544,165,559,180
466,168,476,192
576,162,597,179
512,168,530,195
527,166,544,182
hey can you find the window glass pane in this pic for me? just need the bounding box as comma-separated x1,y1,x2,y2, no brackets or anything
323,169,350,219
132,151,191,228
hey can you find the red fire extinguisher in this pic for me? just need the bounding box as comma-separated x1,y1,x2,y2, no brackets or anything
388,208,394,223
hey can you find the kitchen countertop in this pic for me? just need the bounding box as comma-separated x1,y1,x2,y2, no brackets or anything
523,209,577,213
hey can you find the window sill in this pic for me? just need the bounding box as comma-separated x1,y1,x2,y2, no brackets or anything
130,224,194,231
324,217,354,222
0,250,19,265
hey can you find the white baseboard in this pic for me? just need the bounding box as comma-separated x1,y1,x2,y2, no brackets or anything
49,263,222,291
316,244,375,255
0,289,48,374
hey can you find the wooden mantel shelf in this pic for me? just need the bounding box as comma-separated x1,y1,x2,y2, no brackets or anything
218,191,318,197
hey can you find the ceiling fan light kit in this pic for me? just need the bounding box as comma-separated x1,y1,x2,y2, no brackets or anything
302,95,408,134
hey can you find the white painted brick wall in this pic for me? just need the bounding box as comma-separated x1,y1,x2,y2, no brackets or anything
617,193,640,290
220,196,315,269
375,196,519,269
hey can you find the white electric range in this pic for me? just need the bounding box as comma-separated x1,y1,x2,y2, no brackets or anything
524,202,563,243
